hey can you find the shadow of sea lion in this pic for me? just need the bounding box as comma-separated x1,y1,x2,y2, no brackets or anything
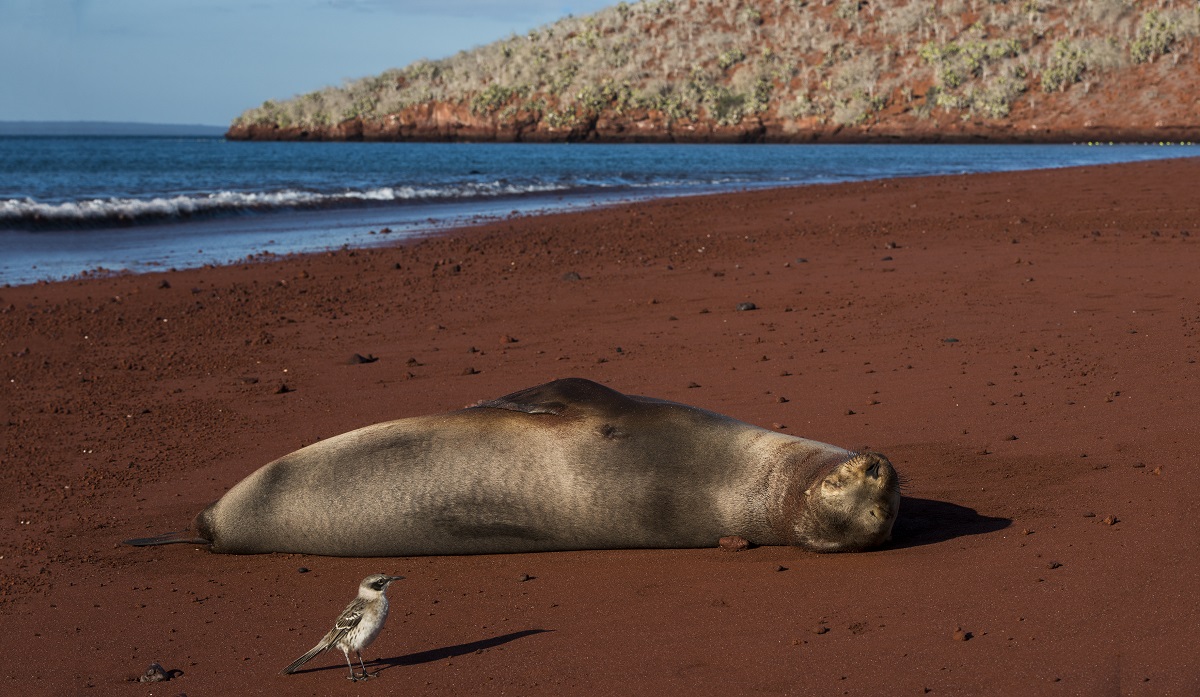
889,496,1011,549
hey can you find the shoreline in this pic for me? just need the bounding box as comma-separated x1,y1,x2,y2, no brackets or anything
6,144,1198,287
225,115,1200,146
3,157,1200,694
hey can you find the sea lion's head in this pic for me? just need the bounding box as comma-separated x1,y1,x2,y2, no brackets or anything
793,452,900,552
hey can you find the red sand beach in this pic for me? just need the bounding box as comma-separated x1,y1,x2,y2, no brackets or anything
2,157,1199,695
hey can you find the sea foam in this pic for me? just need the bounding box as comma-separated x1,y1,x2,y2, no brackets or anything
0,181,574,229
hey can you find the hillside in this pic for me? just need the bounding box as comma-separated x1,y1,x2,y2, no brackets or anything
228,0,1200,143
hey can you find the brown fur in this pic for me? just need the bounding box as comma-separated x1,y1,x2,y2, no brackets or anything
127,378,900,556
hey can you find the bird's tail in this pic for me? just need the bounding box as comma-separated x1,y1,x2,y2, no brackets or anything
122,530,211,547
280,641,332,675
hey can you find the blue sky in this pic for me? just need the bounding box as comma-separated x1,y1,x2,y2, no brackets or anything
0,0,615,126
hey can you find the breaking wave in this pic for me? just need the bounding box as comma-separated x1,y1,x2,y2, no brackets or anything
0,180,579,230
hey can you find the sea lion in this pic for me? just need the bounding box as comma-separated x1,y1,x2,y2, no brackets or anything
126,378,900,556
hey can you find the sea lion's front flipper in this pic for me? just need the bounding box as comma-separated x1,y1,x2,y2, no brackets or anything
472,377,635,418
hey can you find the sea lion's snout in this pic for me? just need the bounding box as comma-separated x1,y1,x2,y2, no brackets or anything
795,452,901,552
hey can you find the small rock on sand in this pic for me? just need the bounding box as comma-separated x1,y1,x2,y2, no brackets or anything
138,663,169,683
718,535,750,551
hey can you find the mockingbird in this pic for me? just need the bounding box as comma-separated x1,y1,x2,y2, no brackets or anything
281,573,404,681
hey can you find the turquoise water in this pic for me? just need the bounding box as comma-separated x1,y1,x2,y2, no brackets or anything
1,137,1195,284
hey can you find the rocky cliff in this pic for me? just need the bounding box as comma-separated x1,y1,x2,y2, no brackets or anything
228,0,1200,143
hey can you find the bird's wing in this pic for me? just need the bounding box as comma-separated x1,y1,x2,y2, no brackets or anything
331,601,366,639
280,599,366,675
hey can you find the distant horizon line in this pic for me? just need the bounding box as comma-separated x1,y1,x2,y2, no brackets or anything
0,120,227,136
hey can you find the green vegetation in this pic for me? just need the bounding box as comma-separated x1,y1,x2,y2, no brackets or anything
919,31,1028,117
1130,10,1178,63
1041,39,1087,92
231,0,1200,134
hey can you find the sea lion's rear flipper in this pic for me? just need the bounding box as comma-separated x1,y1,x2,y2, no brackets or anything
123,530,211,547
473,377,635,418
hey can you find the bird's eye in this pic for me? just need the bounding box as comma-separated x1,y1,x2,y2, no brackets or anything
823,479,840,490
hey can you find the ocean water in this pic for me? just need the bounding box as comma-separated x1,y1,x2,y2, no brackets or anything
1,136,1195,285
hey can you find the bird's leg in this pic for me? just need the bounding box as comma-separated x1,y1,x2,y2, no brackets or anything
355,651,374,680
343,649,359,681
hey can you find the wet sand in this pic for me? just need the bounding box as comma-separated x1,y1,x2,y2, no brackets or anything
2,157,1199,695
